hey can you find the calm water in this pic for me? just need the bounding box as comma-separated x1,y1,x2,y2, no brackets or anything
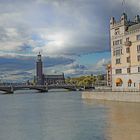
0,91,139,140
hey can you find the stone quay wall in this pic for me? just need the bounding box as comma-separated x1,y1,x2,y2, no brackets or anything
82,91,140,103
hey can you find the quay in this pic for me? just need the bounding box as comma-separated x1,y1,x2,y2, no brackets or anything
82,91,140,103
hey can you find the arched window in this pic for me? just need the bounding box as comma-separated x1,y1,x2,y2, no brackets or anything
116,78,123,87
128,79,132,87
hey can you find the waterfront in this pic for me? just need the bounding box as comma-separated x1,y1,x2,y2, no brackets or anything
0,91,139,140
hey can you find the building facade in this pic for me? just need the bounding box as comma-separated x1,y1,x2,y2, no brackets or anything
106,64,112,87
110,13,140,91
43,74,65,85
36,53,65,85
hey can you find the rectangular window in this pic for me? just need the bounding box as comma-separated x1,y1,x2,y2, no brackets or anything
116,58,121,64
113,40,122,46
137,35,140,40
126,37,129,41
127,57,130,63
121,49,123,54
115,69,122,74
138,55,140,61
127,68,131,73
120,39,122,44
116,50,120,56
137,45,140,52
138,67,140,72
126,47,130,53
134,83,136,87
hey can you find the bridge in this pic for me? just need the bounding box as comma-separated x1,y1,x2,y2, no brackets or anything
0,85,48,94
0,84,93,94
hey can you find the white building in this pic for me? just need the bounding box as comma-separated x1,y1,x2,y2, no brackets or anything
110,13,140,91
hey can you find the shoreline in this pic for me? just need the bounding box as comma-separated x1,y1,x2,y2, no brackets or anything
82,91,140,103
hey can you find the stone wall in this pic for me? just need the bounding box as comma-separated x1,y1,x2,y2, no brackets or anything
82,91,140,103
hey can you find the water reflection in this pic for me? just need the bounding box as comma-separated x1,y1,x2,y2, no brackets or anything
83,100,140,140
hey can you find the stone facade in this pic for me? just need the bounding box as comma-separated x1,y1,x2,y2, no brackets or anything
106,64,112,87
110,13,140,91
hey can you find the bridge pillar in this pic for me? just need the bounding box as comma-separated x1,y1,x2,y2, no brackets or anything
39,85,48,93
7,86,14,94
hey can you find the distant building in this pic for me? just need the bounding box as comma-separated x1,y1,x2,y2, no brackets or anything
43,74,65,85
36,53,65,85
95,74,107,86
106,64,112,87
36,52,43,85
110,13,140,91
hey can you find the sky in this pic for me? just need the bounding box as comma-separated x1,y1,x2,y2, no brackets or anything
0,0,140,82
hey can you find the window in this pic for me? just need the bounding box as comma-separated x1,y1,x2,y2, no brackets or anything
138,67,140,72
116,58,121,64
134,83,136,87
113,48,123,56
115,28,120,35
136,34,140,40
113,41,114,46
127,68,131,73
116,78,123,87
116,50,120,56
137,45,140,52
115,69,122,74
128,79,132,87
126,47,130,53
120,39,122,44
127,56,130,63
138,55,140,61
126,37,129,41
121,49,123,54
113,40,122,46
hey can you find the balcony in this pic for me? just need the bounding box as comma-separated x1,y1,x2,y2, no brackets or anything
125,41,132,46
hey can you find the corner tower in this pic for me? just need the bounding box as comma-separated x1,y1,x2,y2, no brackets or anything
36,52,43,85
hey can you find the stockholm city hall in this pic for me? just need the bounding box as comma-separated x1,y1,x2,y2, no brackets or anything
36,53,65,85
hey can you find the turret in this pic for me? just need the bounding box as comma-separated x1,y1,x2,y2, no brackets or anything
134,15,140,23
110,17,115,25
121,13,127,24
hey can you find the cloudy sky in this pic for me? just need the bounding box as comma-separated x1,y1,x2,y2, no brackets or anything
0,0,139,82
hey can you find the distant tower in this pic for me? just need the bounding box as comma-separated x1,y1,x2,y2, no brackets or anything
36,52,43,85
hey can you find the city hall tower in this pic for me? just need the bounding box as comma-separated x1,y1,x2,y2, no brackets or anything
36,52,43,85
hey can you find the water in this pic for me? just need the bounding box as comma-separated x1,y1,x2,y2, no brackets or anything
0,91,139,140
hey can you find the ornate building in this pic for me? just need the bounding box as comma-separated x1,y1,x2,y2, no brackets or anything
36,53,65,85
110,13,140,91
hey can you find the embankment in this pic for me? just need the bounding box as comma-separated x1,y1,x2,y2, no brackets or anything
82,91,140,103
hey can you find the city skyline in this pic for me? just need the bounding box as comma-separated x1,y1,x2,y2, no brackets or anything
0,0,139,82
